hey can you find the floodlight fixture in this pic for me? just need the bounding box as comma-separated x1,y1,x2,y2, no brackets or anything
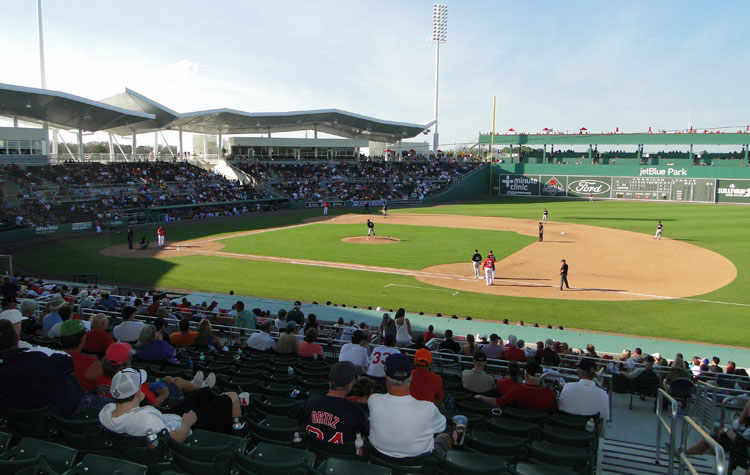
430,3,448,153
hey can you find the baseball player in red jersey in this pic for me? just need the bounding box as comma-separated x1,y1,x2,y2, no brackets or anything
323,202,328,215
482,251,496,286
157,226,166,247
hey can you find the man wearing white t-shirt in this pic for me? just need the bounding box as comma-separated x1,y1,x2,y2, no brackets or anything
368,354,451,458
112,307,145,343
246,321,276,352
338,330,370,373
558,358,609,435
366,333,400,378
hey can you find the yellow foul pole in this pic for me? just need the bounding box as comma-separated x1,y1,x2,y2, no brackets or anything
489,96,496,195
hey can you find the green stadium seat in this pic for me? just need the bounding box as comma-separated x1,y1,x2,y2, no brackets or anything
305,435,359,462
502,407,548,424
318,456,392,475
296,377,330,391
539,424,596,450
486,417,538,438
464,430,525,458
246,416,301,446
105,428,172,472
168,428,249,474
455,399,497,417
257,382,303,398
1,406,57,440
0,432,11,453
217,376,258,393
0,437,78,474
251,394,304,417
368,446,438,475
437,450,513,475
67,454,147,475
525,440,592,473
264,373,297,384
235,442,315,475
545,412,594,431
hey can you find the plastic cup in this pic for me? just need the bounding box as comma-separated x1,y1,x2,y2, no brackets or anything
239,392,250,406
452,415,468,446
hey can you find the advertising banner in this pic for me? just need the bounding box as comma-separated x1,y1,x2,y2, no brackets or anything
539,175,567,197
716,179,750,203
566,176,612,198
498,174,540,196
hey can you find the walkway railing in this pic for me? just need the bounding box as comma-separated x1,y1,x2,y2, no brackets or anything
677,416,727,475
655,388,681,474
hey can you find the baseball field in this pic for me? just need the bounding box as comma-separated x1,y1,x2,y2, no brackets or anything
14,198,750,348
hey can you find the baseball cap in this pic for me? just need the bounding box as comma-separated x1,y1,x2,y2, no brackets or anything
287,321,298,330
577,358,597,374
473,350,487,362
106,342,133,365
110,368,147,399
645,355,655,364
652,352,661,360
385,353,412,381
294,301,301,307
0,309,26,325
524,361,543,377
414,348,432,366
60,319,86,337
329,361,358,387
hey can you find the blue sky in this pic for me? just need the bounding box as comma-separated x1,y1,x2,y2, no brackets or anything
1,1,748,147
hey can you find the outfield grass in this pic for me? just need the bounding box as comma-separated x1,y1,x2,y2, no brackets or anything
13,200,750,347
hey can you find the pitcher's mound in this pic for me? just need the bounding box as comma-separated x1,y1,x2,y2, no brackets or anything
342,236,400,244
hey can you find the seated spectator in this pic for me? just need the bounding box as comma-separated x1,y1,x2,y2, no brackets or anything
438,329,461,354
246,320,276,352
408,334,427,350
0,319,100,417
558,358,609,433
41,296,67,336
136,324,179,364
299,362,369,444
684,399,750,456
474,361,557,411
276,322,300,354
423,325,436,343
60,319,102,392
97,292,119,312
367,332,400,378
709,356,723,373
726,361,737,375
113,307,145,343
338,329,369,372
503,335,527,362
19,299,42,336
462,350,495,393
347,376,375,403
47,304,77,339
623,354,656,380
368,354,452,458
535,338,561,366
304,313,319,332
170,318,198,347
482,334,504,360
664,356,692,387
585,344,598,358
496,361,523,395
274,309,288,331
298,328,324,358
625,347,644,371
154,317,172,345
461,333,477,356
410,348,443,408
84,313,114,355
99,368,241,441
193,319,226,351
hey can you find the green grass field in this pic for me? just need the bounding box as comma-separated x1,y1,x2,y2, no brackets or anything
14,199,750,348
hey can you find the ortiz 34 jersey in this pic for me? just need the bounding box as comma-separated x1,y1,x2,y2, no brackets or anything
299,395,369,443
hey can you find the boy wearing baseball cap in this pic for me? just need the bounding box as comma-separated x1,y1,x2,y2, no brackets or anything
410,349,444,407
99,368,241,442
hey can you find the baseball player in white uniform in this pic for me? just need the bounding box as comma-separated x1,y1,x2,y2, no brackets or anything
367,219,375,237
654,220,662,239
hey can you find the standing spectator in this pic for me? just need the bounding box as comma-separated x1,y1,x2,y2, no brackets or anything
367,333,400,378
368,354,451,458
84,314,114,355
393,308,412,347
377,313,396,339
299,362,369,444
482,334,504,360
298,328,323,358
410,349,443,408
438,329,461,354
232,302,255,329
286,301,304,326
462,351,495,393
113,307,145,343
474,361,557,411
170,319,198,347
558,358,609,432
246,320,276,352
276,322,300,354
338,330,370,372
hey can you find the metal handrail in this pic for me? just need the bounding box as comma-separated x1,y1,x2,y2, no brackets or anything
655,388,681,473
678,416,727,475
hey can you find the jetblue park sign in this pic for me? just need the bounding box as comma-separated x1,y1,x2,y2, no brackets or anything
639,167,688,176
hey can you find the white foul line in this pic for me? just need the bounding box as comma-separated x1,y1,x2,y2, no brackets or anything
385,284,459,296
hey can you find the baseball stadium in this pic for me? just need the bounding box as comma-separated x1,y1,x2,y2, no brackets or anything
1,2,750,475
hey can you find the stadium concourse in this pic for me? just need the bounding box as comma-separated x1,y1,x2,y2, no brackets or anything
0,279,748,474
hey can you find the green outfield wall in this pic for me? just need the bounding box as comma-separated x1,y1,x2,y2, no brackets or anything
493,164,750,203
422,163,490,204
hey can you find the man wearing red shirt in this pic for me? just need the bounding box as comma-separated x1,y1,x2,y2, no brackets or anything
423,325,436,343
410,349,444,408
83,314,114,356
474,361,557,412
503,334,527,362
482,252,495,286
60,319,101,392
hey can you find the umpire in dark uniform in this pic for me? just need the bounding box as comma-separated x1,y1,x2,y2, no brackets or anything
471,249,482,279
559,259,570,291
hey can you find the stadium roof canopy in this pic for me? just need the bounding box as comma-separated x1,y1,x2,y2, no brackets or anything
0,83,432,142
0,83,155,132
478,132,750,146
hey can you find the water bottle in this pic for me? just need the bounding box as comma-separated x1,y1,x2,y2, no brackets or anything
199,353,205,362
313,353,318,360
187,357,193,370
145,428,159,449
290,389,301,399
354,432,364,456
446,394,454,409
585,418,595,433
287,366,294,375
232,417,246,436
292,431,303,445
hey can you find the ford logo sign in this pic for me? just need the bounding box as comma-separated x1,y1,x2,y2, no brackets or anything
568,179,610,194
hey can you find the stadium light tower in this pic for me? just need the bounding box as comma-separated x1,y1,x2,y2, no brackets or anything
430,3,447,155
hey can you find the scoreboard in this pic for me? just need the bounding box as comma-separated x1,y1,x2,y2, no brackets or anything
611,177,715,202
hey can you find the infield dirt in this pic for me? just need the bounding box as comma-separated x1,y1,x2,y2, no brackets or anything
101,213,736,301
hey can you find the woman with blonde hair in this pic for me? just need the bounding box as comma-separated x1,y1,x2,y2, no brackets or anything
194,319,226,351
462,333,477,356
